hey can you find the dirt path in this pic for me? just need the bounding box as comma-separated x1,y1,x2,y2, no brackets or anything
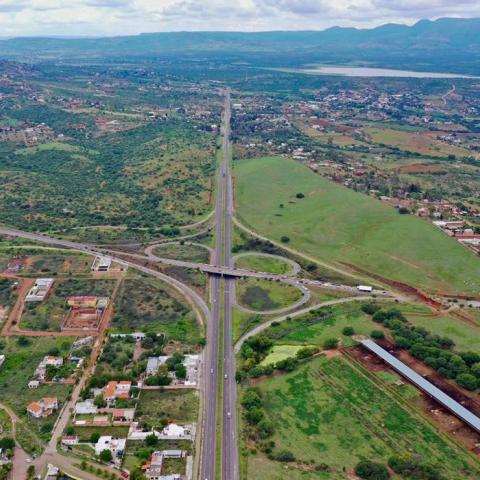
1,277,34,335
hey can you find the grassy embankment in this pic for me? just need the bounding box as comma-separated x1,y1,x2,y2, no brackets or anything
235,156,480,296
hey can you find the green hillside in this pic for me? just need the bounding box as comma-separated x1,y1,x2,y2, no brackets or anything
235,156,480,295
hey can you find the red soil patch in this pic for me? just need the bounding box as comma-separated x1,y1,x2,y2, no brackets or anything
397,163,447,174
341,262,443,308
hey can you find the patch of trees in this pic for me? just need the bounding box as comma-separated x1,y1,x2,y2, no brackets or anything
364,304,480,391
355,460,390,480
388,454,445,480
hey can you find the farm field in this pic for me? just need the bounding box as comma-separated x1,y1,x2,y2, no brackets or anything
365,126,472,158
111,276,202,344
235,156,480,295
152,243,210,263
0,336,75,440
235,254,293,275
236,278,303,312
244,355,480,479
21,278,116,331
136,390,199,430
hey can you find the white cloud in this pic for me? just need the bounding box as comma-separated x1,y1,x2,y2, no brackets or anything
0,0,478,36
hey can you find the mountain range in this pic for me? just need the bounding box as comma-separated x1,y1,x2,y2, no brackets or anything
0,17,479,74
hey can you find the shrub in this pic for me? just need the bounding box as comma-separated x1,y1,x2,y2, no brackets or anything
296,193,305,199
275,450,295,462
323,338,338,350
362,303,380,315
99,449,113,462
90,432,101,443
371,330,385,340
280,236,290,243
355,460,390,480
342,326,354,336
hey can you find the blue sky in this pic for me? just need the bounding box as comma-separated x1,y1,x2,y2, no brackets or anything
0,0,479,37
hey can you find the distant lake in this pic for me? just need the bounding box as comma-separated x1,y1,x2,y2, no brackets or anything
299,66,477,78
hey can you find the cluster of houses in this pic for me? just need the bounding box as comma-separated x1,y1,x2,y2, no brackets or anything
433,220,480,247
27,397,58,419
28,353,83,387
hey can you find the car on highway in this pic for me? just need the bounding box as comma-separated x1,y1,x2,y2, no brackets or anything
224,373,228,379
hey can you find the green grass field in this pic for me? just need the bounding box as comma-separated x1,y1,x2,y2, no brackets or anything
236,278,303,312
235,254,293,275
244,356,480,479
136,390,199,430
235,156,480,295
260,345,304,366
404,310,480,352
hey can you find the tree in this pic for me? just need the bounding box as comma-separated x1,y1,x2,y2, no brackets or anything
456,373,478,391
26,465,35,479
245,407,264,425
323,338,338,350
99,449,113,462
174,363,187,379
275,450,295,462
342,326,354,336
0,438,15,450
354,460,390,480
17,336,31,347
296,193,305,199
371,330,385,340
90,432,101,443
65,426,75,436
145,433,158,447
94,394,106,408
280,236,290,243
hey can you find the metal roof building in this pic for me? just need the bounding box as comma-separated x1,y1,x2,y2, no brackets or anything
361,339,480,433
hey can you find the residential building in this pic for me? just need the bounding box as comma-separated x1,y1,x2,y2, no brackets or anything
75,399,98,415
27,397,58,418
25,278,54,302
94,436,126,458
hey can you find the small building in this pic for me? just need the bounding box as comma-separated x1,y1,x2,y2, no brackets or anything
44,356,64,367
27,397,58,418
75,399,98,415
103,381,132,405
94,436,126,457
67,296,98,308
45,463,60,480
28,380,40,389
61,436,79,446
91,256,112,272
146,357,160,376
112,408,135,423
25,278,54,302
0,355,4,369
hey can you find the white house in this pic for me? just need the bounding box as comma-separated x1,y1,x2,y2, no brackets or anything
94,436,126,458
75,399,98,415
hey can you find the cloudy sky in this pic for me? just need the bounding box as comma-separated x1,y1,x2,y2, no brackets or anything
0,0,479,37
